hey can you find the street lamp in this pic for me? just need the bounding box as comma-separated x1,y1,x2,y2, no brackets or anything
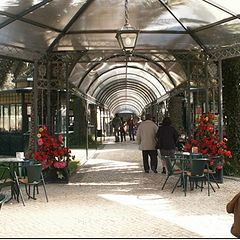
115,0,139,55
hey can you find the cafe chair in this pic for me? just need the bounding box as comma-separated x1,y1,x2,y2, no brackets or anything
187,158,215,196
161,155,186,194
18,164,48,202
0,193,11,210
203,156,221,189
0,166,25,205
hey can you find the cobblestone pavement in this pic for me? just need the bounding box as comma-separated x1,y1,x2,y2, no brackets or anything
0,138,238,238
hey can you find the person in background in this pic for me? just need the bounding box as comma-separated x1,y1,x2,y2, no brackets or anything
156,116,179,174
112,113,121,142
120,117,127,142
127,115,136,141
136,114,158,173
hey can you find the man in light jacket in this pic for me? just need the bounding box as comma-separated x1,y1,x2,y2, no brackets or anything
136,114,158,173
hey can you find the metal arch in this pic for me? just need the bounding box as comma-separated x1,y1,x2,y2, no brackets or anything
76,53,177,89
112,104,142,115
92,73,158,99
109,99,145,111
47,0,94,53
84,65,166,95
96,80,155,103
105,89,146,104
110,102,143,115
99,88,151,104
86,69,162,94
105,92,146,107
132,53,177,87
109,98,144,113
79,65,167,94
112,105,141,115
97,81,155,104
87,71,162,97
103,86,151,105
91,72,157,99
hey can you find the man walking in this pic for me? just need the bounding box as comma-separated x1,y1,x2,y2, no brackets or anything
112,113,121,142
136,114,158,173
127,115,135,141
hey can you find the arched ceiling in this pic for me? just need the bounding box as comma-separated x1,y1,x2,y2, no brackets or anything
0,0,239,115
69,53,186,114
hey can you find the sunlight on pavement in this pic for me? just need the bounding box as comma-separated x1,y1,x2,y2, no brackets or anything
99,193,233,238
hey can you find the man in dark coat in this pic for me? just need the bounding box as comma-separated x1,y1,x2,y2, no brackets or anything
156,117,179,174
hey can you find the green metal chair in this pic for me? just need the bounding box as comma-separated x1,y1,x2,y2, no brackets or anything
187,158,215,196
161,155,186,195
0,193,11,210
0,165,25,206
18,164,48,202
203,155,222,189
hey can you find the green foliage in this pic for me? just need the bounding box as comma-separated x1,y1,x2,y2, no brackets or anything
68,133,99,148
68,160,80,176
222,57,240,176
0,58,14,88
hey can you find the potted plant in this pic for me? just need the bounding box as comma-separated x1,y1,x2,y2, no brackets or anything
33,126,75,183
184,112,232,182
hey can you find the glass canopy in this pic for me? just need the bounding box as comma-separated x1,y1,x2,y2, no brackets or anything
0,0,239,114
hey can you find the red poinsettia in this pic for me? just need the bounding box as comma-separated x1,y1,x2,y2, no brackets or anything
34,126,75,169
184,113,232,169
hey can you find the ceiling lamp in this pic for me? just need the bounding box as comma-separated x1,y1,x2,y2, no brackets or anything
115,0,139,55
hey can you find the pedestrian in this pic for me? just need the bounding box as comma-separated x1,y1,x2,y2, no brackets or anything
112,113,121,142
136,114,158,173
156,116,179,174
127,115,135,141
120,117,127,142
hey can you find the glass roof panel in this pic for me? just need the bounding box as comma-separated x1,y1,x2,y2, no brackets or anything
0,0,41,13
167,0,232,30
57,32,200,52
25,0,86,30
68,0,123,31
0,20,58,52
208,0,240,15
138,33,200,50
197,19,240,48
56,33,119,51
0,15,9,25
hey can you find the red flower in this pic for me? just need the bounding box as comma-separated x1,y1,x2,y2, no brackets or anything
33,126,75,170
184,113,232,169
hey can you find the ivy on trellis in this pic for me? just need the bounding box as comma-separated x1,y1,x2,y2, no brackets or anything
222,57,240,176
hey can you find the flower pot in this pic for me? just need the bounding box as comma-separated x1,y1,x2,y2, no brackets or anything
43,167,69,184
213,168,223,183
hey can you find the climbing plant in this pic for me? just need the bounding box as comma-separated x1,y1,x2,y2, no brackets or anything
222,57,240,176
0,58,14,88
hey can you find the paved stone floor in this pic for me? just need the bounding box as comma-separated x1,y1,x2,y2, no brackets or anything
0,137,238,238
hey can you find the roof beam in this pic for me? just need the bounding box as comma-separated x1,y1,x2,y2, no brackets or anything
47,0,94,53
0,0,53,30
158,0,211,55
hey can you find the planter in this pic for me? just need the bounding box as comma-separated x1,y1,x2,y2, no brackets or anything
43,167,69,184
213,168,223,183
